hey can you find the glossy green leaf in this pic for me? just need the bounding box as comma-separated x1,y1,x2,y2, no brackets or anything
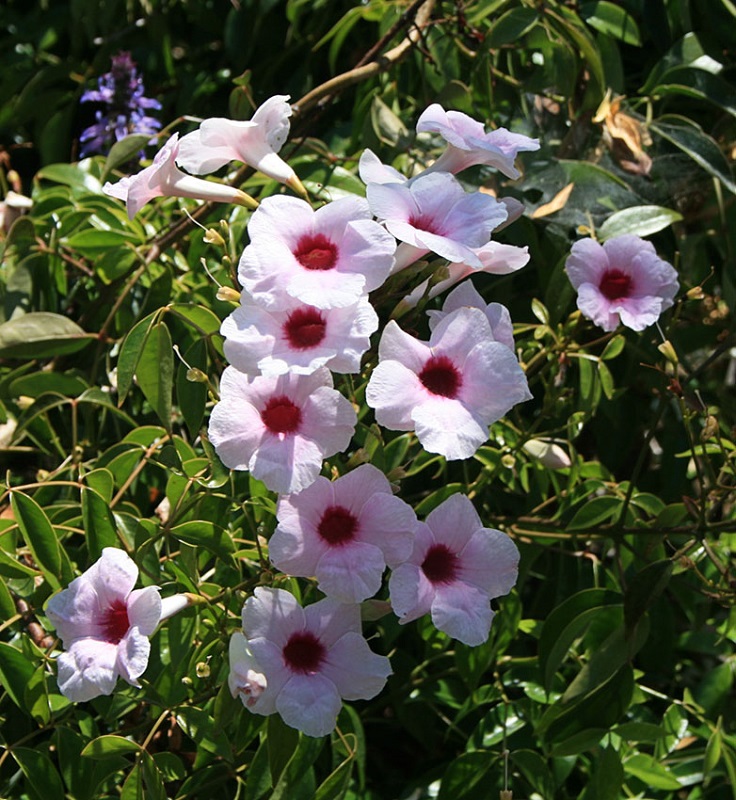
580,1,641,45
12,747,65,800
37,163,103,192
624,753,682,790
567,495,623,530
82,487,120,560
437,751,492,800
0,642,36,709
81,735,142,758
624,559,673,635
11,491,62,590
0,312,93,358
136,321,174,429
102,133,157,180
580,746,624,800
170,520,234,559
63,228,138,254
116,312,158,402
598,205,683,240
486,6,539,47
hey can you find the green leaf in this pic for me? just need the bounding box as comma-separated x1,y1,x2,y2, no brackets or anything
624,559,673,635
170,520,235,560
116,312,158,402
580,1,641,45
63,228,138,255
650,116,736,194
437,751,492,800
176,338,208,437
580,746,624,800
37,163,103,193
486,6,539,47
600,334,626,360
567,495,623,530
0,641,36,709
653,67,736,120
137,321,174,429
597,361,615,400
314,754,354,800
624,753,682,790
598,205,683,240
11,491,62,590
102,134,156,181
0,312,93,358
120,762,144,800
12,747,65,800
82,487,120,560
8,371,88,398
81,735,142,759
168,303,223,335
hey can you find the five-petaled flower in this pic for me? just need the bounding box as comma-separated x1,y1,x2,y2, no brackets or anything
270,464,417,603
208,366,357,494
238,194,396,310
565,234,679,332
232,587,392,737
389,493,520,646
366,306,532,460
103,133,257,219
176,95,307,197
45,548,162,702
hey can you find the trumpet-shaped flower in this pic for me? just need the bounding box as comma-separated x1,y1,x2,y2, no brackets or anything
238,195,396,310
221,293,378,376
234,587,392,737
103,133,257,219
45,548,162,702
426,281,515,352
366,307,532,460
176,95,305,194
389,493,519,646
416,104,540,179
366,172,508,272
208,366,356,494
270,464,417,603
565,235,679,332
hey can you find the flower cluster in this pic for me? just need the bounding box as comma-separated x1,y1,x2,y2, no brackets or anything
63,98,540,736
79,51,161,158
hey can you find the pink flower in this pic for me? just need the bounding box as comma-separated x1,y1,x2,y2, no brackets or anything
45,548,162,701
426,281,516,352
238,195,396,310
366,172,508,272
401,241,530,309
208,366,357,494
229,632,268,708
102,134,257,219
221,293,378,377
389,493,519,646
366,307,532,460
176,95,306,196
416,104,539,179
565,235,679,332
269,464,417,603
234,587,392,737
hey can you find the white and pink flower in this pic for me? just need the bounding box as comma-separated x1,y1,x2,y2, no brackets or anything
426,281,516,352
416,104,540,179
389,494,519,646
366,307,532,460
208,366,356,494
565,234,679,332
233,587,392,737
269,464,417,603
102,134,257,219
46,548,162,701
366,171,508,272
221,293,378,377
238,195,396,310
176,95,305,195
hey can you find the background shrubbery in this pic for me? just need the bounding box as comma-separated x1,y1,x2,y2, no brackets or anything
1,1,734,798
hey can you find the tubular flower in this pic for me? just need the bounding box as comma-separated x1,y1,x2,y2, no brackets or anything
238,194,396,310
103,133,258,219
176,95,306,196
270,464,417,603
416,104,540,179
232,587,392,737
389,494,520,646
45,548,162,702
565,234,679,332
366,307,532,460
207,366,357,494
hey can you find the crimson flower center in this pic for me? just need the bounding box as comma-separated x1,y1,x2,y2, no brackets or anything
284,307,327,350
419,355,462,398
421,544,459,585
294,233,338,271
408,213,440,234
318,505,358,546
102,598,130,644
599,268,632,301
261,395,302,434
283,631,325,674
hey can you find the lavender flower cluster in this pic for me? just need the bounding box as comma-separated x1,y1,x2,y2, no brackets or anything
79,51,161,158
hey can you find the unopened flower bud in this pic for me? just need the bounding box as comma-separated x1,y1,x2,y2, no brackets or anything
195,661,211,678
501,453,516,469
686,286,704,300
658,339,678,366
186,367,208,383
234,189,259,210
701,414,719,441
203,228,226,247
216,286,241,303
523,439,571,470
